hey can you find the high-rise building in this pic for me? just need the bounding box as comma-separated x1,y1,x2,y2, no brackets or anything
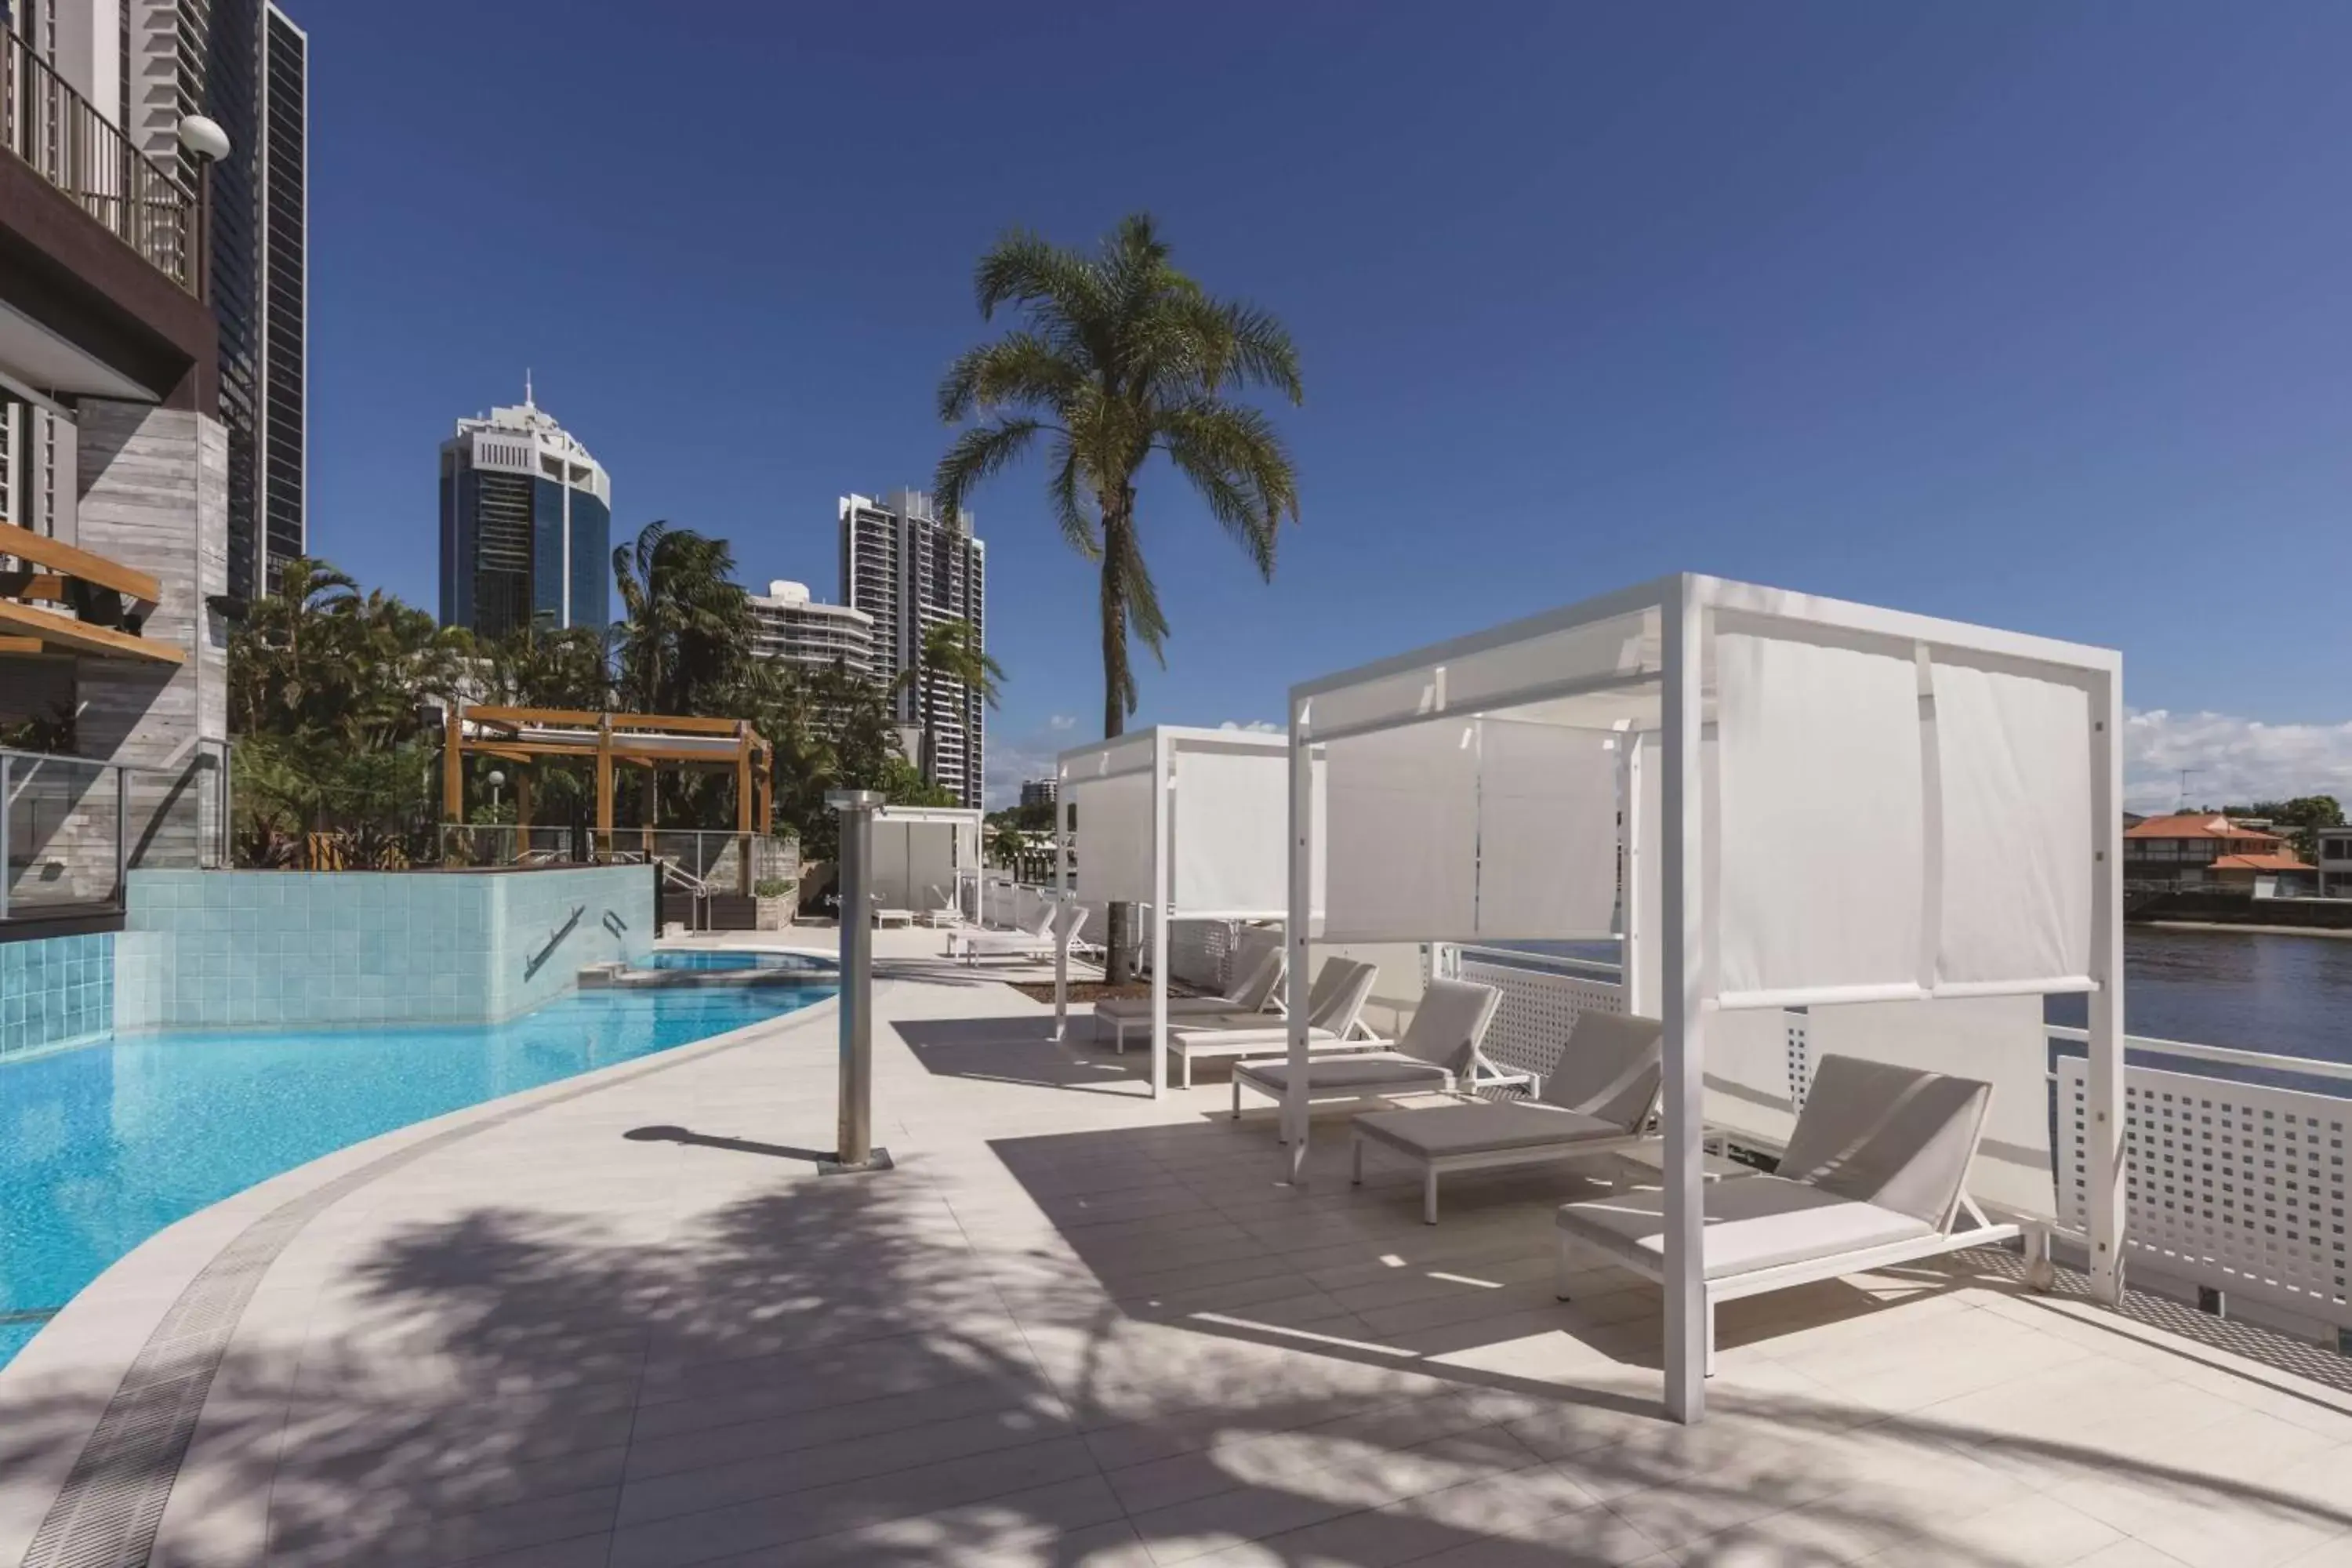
437,387,612,641
840,489,985,809
1019,779,1058,811
121,0,308,600
748,579,875,679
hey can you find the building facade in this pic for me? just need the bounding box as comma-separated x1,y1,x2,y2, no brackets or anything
437,389,611,641
109,0,307,600
747,579,874,679
1019,778,1057,811
1,0,235,935
840,489,985,809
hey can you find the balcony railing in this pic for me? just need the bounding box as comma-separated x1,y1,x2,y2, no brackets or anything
1,24,194,291
2,743,229,923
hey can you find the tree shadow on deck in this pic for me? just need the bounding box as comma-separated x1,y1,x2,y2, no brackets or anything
5,1118,2351,1567
892,1014,1149,1098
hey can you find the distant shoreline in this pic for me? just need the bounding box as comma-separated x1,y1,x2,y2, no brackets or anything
2132,920,2352,942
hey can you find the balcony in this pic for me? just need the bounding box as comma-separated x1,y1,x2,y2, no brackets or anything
0,24,214,412
1,25,192,291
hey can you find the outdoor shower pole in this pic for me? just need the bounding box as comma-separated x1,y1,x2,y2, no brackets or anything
826,789,887,1172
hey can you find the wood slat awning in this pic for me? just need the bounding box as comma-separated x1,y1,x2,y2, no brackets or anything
0,520,162,610
0,598,183,664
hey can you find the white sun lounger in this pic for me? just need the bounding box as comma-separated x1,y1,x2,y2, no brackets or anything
1553,1054,2013,1374
946,904,1047,958
951,903,1089,966
1351,1009,1664,1224
922,884,967,927
1163,958,1382,1089
1093,932,1287,1054
1230,976,1526,1123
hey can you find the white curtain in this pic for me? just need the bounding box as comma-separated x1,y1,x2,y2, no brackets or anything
1323,720,1479,938
1933,659,2094,989
1071,771,1155,905
1713,626,1926,1003
1172,747,1288,915
1475,720,1617,937
870,822,913,909
906,824,956,911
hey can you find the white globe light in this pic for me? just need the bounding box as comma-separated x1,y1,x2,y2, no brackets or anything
176,114,230,163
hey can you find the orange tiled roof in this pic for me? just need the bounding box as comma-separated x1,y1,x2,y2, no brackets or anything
2124,813,2284,844
2208,854,2309,872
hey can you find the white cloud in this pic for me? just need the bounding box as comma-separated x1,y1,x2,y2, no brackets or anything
1047,713,1076,731
2124,709,2352,812
1219,720,1281,734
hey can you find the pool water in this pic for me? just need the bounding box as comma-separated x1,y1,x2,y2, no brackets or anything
0,982,832,1368
642,949,833,973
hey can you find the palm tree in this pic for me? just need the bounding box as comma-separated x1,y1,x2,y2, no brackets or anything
989,819,1031,879
611,521,750,717
892,619,1007,787
934,212,1302,978
612,521,751,831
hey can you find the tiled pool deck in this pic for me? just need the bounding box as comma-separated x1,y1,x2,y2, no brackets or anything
4,930,2351,1567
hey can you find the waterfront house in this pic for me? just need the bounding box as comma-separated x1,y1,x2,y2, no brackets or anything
2121,811,2298,889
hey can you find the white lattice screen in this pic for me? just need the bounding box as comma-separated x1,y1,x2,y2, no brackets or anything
2060,1058,2351,1330
1456,954,1626,1083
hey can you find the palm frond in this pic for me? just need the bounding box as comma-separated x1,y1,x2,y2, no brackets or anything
936,333,1082,423
1045,435,1102,561
933,417,1044,523
1157,400,1300,578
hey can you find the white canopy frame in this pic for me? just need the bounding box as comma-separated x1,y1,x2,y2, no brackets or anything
1052,726,1306,1098
1283,574,2123,1425
868,806,984,918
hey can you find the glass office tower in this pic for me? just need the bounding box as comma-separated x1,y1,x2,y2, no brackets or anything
437,387,612,640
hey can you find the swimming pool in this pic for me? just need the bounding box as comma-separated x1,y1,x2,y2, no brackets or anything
0,982,832,1368
641,949,834,973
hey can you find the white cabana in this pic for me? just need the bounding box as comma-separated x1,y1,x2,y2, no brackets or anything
1053,726,1321,1098
1283,574,2122,1424
867,806,984,920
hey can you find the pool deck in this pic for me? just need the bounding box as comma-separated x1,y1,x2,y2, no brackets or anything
5,927,2352,1567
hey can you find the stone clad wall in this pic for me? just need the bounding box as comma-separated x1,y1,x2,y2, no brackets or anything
5,402,228,911
116,866,655,1033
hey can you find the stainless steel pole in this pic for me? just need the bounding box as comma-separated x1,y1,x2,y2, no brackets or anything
825,789,887,1172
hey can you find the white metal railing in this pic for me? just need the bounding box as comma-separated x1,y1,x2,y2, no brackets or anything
1450,945,1632,1085
2055,1033,2351,1334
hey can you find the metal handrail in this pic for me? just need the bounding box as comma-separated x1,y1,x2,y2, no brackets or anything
2046,1022,2352,1089
1,24,194,289
656,856,713,933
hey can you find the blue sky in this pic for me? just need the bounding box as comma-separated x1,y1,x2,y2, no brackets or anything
304,2,2352,808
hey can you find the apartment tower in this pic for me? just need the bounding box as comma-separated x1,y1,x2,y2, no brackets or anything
840,489,985,808
437,387,612,640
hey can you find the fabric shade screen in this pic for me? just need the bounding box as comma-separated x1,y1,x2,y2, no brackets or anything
1931,659,2094,990
1711,624,1926,1005
1474,720,1618,938
1323,720,1479,938
1711,615,2098,1007
1172,746,1289,914
1070,771,1154,905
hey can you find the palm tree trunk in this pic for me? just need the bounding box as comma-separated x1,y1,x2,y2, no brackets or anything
1100,506,1132,985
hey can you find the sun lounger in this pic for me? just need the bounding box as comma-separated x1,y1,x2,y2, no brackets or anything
1351,1009,1664,1223
922,885,967,927
956,903,1089,967
947,905,1049,959
1553,1053,2012,1373
1231,976,1526,1123
1163,958,1382,1089
1092,931,1287,1053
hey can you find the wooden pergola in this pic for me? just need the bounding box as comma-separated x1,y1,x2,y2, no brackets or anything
443,706,773,887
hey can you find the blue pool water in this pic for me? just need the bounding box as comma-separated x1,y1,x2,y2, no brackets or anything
643,949,833,973
0,983,832,1368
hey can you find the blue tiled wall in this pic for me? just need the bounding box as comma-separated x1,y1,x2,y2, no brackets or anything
116,866,655,1032
0,933,116,1058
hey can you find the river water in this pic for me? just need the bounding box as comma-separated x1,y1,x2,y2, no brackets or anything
2060,926,2352,1063
1518,928,2352,1065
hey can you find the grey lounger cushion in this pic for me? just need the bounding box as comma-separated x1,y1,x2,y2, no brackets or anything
1554,1176,1934,1280
1237,1054,1452,1093
1775,1055,1993,1229
1356,1101,1624,1156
